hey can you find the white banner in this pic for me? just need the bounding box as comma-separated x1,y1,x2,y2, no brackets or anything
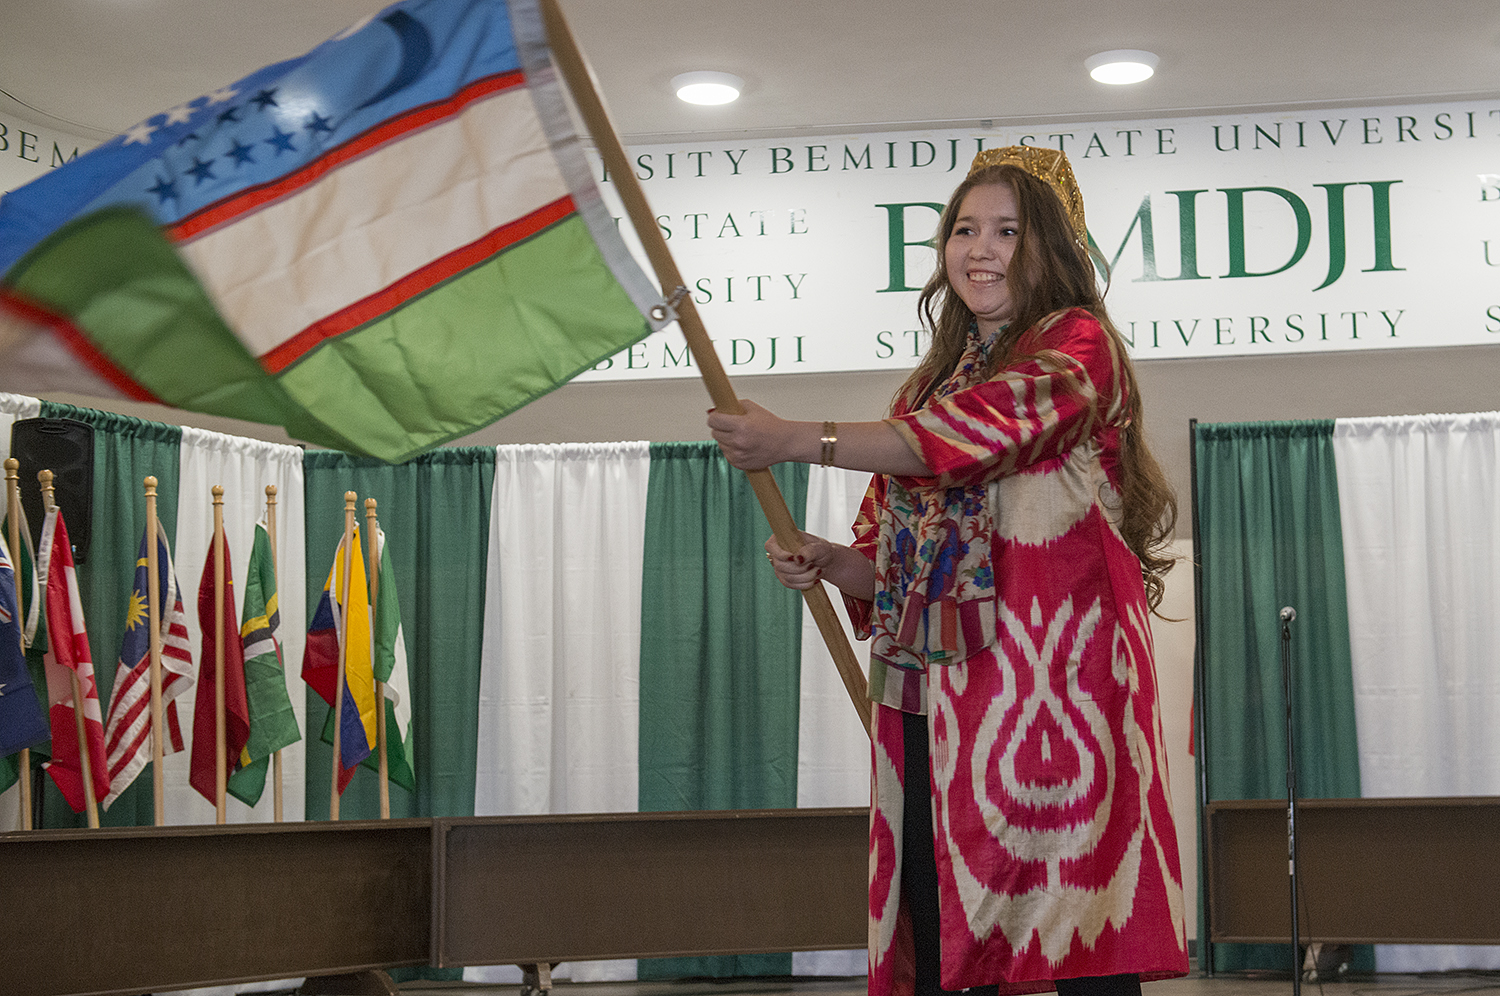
583,97,1500,380
0,103,86,197
5,95,1498,380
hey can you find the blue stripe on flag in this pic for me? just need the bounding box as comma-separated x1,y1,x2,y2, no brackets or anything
0,0,524,271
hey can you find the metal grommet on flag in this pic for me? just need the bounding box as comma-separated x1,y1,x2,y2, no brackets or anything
649,285,690,325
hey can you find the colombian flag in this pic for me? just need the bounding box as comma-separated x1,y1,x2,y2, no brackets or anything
301,527,377,792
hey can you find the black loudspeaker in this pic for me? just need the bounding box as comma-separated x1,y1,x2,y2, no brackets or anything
10,418,94,565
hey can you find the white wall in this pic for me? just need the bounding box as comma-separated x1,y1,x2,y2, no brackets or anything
1152,539,1200,941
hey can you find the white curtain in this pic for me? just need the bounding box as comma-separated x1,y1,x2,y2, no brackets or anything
168,427,307,827
0,390,42,440
792,464,873,977
468,441,650,985
1334,411,1500,972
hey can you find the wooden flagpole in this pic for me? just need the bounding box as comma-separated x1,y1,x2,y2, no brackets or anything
40,469,99,828
144,477,165,826
329,491,357,820
365,498,389,819
265,484,284,824
211,485,227,825
539,0,871,735
5,458,32,830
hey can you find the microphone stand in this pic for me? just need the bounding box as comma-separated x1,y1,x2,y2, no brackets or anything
1281,605,1301,996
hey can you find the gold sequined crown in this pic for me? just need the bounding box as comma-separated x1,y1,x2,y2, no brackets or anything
968,146,1088,246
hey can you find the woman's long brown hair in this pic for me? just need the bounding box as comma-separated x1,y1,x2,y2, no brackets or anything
895,163,1179,611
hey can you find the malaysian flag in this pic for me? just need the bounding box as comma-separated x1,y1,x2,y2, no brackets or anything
101,520,196,809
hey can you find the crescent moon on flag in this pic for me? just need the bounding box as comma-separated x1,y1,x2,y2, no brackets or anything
360,10,434,109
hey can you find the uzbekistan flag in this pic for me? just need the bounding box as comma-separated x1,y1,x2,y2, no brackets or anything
0,0,666,463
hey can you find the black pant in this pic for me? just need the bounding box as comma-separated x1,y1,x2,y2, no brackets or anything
901,711,1141,996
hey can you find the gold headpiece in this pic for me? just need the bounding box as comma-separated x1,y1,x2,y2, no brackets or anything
968,145,1088,246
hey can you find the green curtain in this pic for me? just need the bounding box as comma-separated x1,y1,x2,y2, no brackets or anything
1192,420,1368,972
34,402,182,829
637,442,808,979
302,447,494,822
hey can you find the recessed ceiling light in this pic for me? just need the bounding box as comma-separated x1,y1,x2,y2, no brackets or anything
1085,50,1159,85
671,71,744,105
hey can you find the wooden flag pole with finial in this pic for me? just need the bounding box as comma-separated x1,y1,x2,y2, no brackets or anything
5,458,32,830
365,498,389,819
144,477,165,826
211,485,227,825
539,0,871,736
40,469,100,828
265,484,284,823
330,491,357,821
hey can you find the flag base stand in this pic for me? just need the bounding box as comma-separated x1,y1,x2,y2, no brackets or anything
298,969,397,996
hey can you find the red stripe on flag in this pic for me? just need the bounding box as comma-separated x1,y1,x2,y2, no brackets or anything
170,72,527,242
107,721,152,782
0,289,162,403
104,666,151,756
259,195,576,375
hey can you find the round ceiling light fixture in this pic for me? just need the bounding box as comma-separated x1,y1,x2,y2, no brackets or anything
1085,50,1159,85
671,71,745,105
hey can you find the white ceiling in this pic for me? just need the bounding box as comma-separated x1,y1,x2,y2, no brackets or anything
2,0,1498,146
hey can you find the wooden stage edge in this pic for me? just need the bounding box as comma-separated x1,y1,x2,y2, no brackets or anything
2,807,868,996
1205,796,1500,945
15,796,1498,995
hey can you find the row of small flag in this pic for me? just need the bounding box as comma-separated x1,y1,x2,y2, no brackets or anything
0,495,412,818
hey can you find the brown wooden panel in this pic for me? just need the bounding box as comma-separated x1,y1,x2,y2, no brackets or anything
1206,797,1500,944
1,820,432,996
434,808,868,966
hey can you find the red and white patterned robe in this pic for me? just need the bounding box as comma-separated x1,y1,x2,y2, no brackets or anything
846,309,1187,995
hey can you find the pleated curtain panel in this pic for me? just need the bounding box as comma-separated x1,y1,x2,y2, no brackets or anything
1192,413,1500,974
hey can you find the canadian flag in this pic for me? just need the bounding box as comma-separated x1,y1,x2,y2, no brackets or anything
38,506,109,813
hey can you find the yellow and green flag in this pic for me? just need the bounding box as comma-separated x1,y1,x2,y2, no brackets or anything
226,522,301,806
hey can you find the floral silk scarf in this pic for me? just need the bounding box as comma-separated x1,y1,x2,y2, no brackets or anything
871,324,999,676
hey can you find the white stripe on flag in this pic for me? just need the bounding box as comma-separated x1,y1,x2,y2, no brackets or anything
181,85,566,358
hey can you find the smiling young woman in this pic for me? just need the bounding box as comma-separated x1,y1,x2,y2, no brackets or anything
942,181,1021,337
707,146,1185,996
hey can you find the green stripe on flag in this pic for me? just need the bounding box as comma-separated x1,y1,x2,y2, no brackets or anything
5,208,340,449
5,207,652,464
274,215,651,463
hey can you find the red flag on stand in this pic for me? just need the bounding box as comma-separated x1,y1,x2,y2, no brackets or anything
37,507,109,813
188,531,250,805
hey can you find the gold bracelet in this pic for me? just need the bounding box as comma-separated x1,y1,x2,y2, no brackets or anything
820,421,837,466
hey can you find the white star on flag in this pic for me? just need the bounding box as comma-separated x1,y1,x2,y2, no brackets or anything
204,87,238,105
163,103,196,125
122,122,156,146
